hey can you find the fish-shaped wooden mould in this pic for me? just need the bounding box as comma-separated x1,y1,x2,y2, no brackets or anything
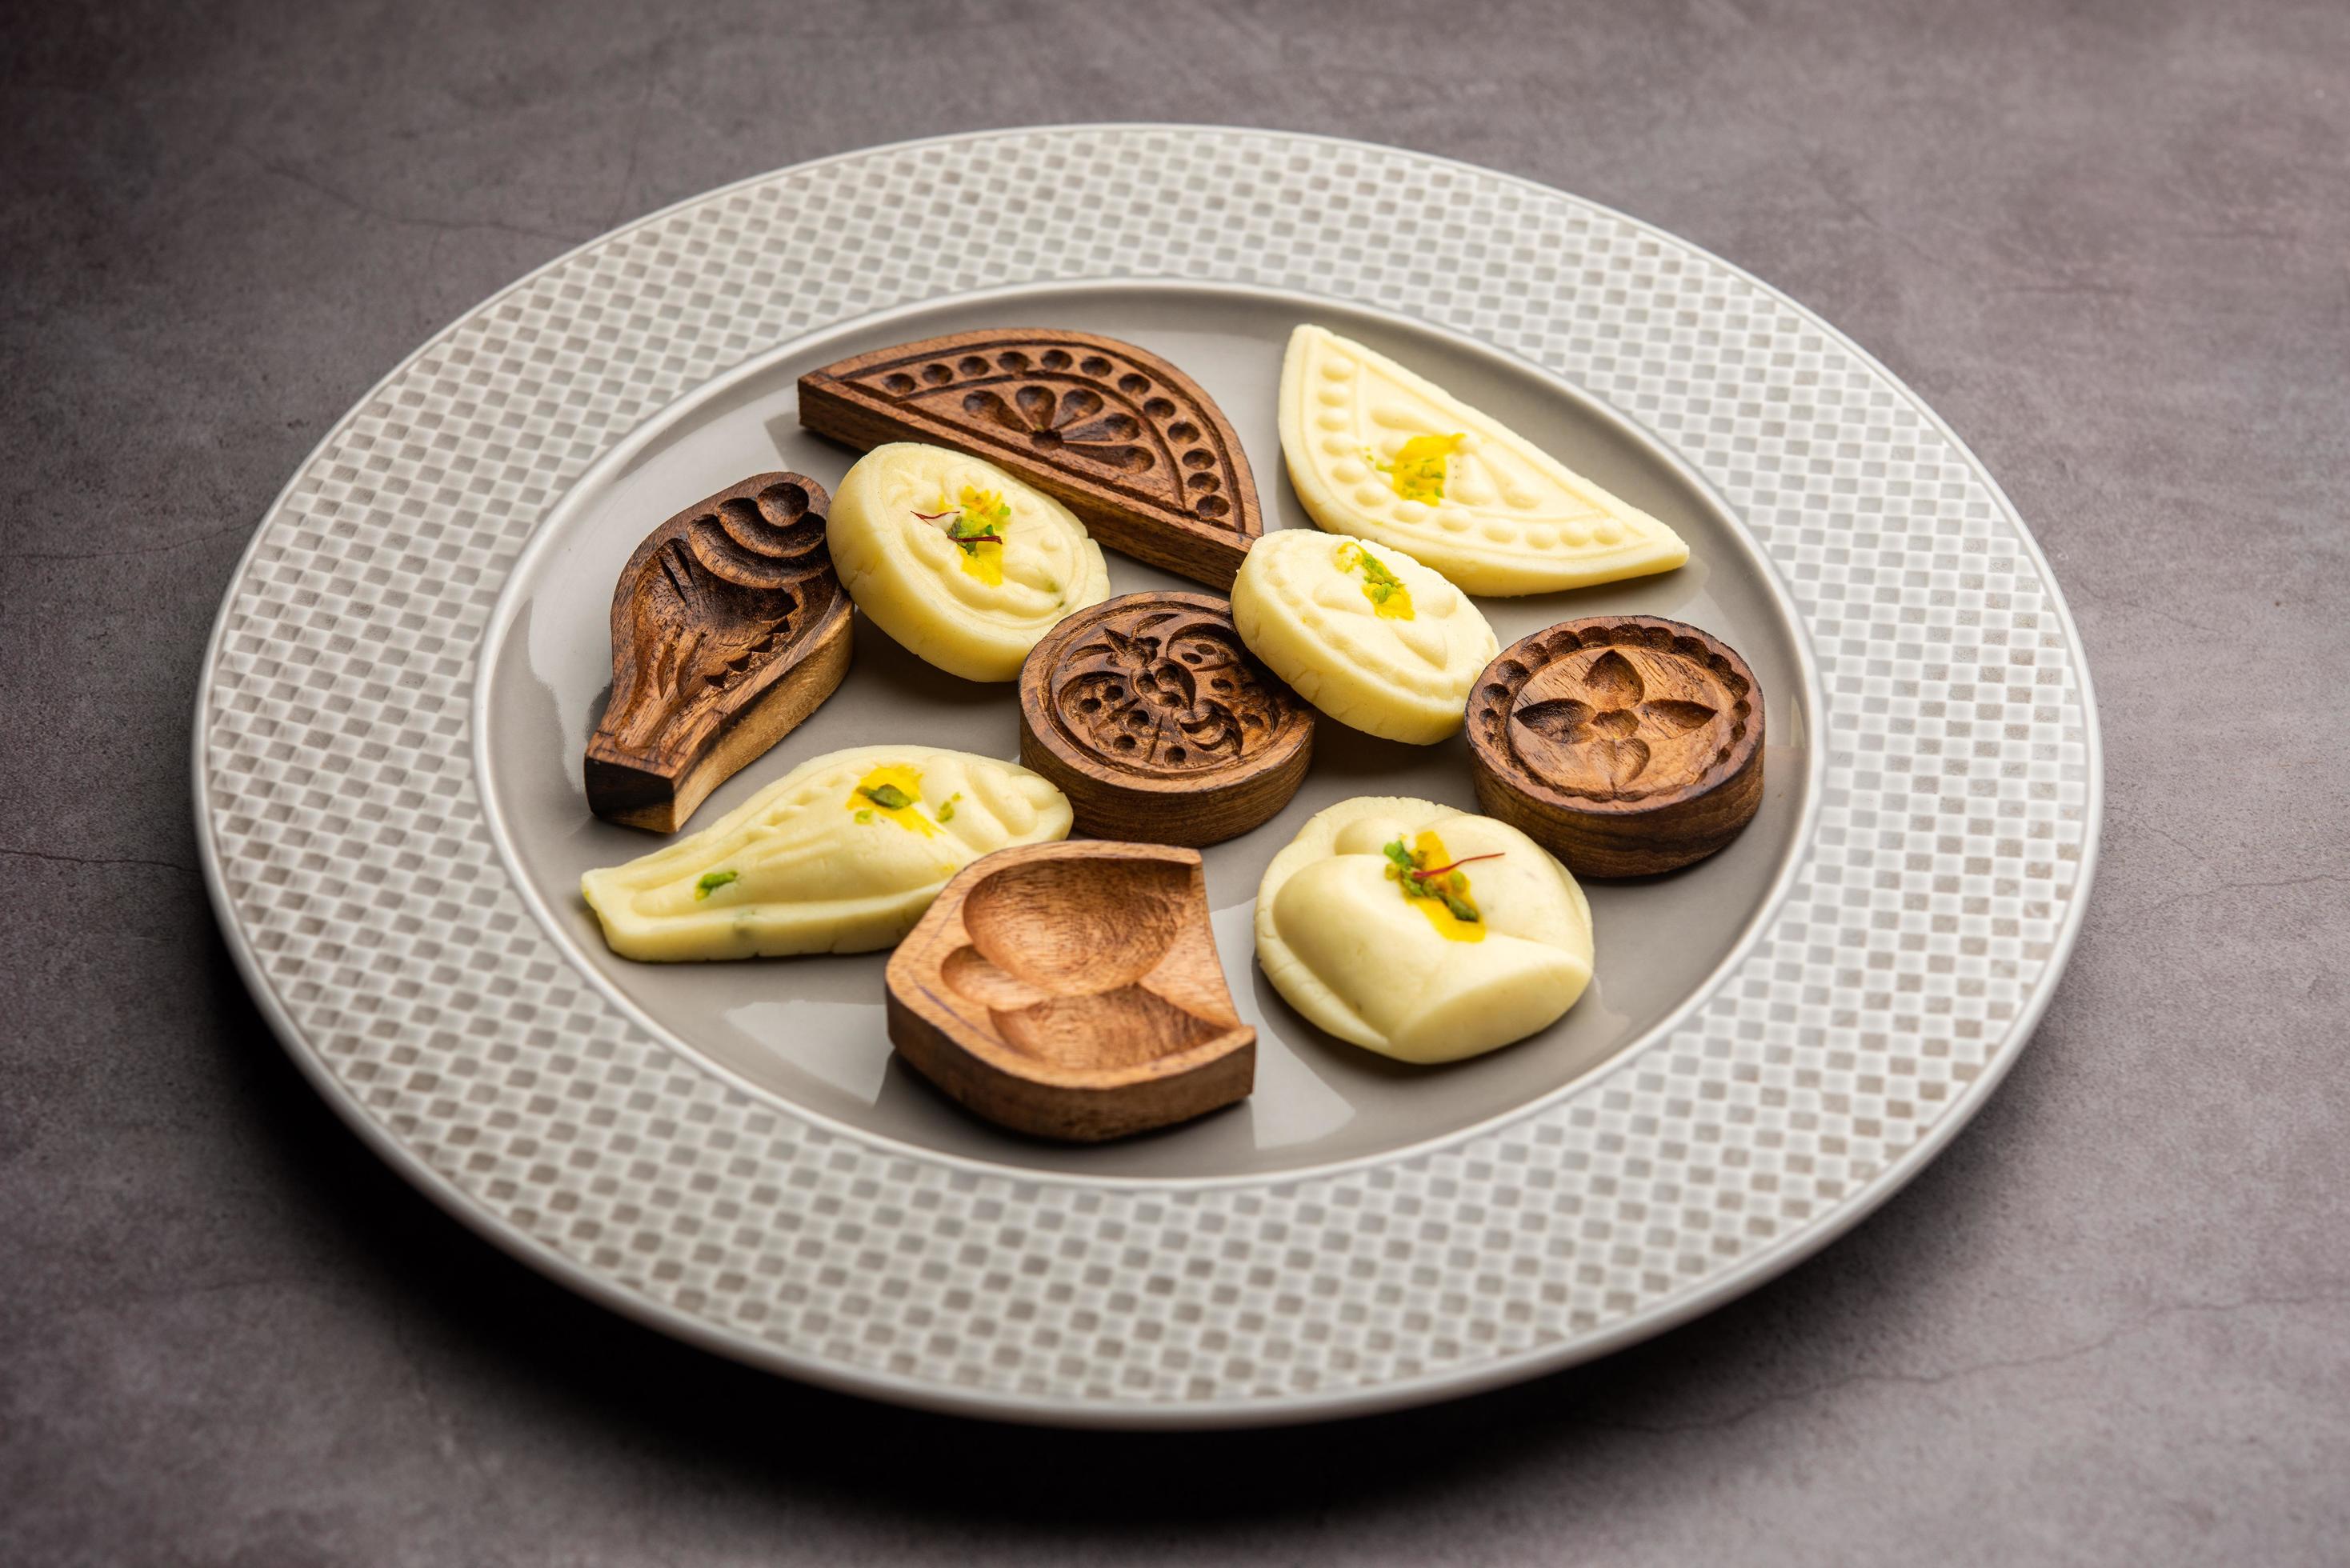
584,472,851,833
797,330,1262,589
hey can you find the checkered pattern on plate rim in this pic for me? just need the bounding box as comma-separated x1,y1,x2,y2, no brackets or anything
199,126,2094,1416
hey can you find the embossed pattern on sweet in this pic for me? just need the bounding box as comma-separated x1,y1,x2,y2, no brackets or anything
887,841,1255,1142
1279,323,1690,595
1255,797,1595,1063
1468,617,1764,877
1016,591,1315,846
579,744,1072,961
824,442,1110,682
800,330,1263,588
1229,528,1498,744
583,473,850,833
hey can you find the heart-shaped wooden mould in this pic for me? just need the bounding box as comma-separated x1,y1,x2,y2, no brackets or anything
883,841,1256,1142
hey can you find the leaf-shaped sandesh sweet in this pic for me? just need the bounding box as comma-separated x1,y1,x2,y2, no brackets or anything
1514,698,1595,741
1640,698,1719,737
1581,650,1645,707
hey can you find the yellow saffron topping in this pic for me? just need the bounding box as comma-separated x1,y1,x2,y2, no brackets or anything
1379,433,1463,503
1383,830,1489,943
1333,540,1415,620
846,763,936,837
937,484,1009,586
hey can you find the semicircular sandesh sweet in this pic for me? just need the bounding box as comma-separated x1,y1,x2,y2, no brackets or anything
1255,796,1595,1065
1279,324,1690,596
1230,529,1498,745
1467,616,1764,878
826,442,1111,682
579,744,1073,962
1016,591,1315,847
585,471,850,834
799,329,1261,589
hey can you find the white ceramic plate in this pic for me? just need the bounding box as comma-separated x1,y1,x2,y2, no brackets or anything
194,126,2101,1427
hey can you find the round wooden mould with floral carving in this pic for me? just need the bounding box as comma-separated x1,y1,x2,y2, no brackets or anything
1017,591,1315,847
1467,615,1764,878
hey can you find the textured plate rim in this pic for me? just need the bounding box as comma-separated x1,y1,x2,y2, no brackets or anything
191,123,2105,1429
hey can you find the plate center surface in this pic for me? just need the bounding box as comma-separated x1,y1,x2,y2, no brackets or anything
477,281,1817,1180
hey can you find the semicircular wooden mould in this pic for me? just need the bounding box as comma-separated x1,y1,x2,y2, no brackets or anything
884,841,1256,1142
1466,615,1764,878
1017,591,1314,846
798,329,1261,589
584,471,851,833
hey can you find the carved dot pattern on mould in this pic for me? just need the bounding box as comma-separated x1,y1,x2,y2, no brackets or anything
198,127,2094,1418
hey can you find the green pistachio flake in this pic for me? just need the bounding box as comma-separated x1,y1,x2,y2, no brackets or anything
854,808,875,824
1383,838,1484,922
937,793,961,823
695,869,739,900
859,782,915,811
1355,549,1405,604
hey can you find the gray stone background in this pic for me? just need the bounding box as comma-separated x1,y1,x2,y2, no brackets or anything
5,0,2345,1562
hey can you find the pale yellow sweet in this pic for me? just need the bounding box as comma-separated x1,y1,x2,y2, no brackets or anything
827,442,1111,682
1255,797,1594,1064
1230,529,1497,744
1278,324,1690,596
581,745,1071,962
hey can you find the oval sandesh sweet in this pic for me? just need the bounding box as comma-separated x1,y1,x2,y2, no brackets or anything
1229,530,1498,746
825,442,1111,682
1017,592,1315,846
1467,616,1764,878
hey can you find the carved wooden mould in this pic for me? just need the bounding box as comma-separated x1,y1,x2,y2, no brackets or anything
884,842,1256,1142
798,330,1262,589
1016,592,1314,846
584,472,851,833
1466,616,1764,877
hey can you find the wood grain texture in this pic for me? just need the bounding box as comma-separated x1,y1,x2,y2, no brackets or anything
884,841,1255,1142
798,329,1261,588
1015,591,1313,846
583,472,851,833
1466,616,1763,877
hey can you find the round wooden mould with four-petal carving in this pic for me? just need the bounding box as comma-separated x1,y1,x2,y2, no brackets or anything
1017,591,1315,847
1467,616,1764,878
